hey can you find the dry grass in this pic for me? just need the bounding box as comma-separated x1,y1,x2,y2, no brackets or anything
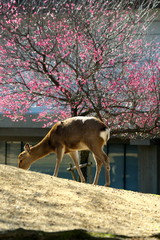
0,164,160,239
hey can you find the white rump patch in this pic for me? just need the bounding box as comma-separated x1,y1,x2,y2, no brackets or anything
100,129,110,142
72,116,96,123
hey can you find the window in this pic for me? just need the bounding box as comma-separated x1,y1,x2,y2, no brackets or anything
5,142,21,167
0,142,5,164
0,141,138,191
109,144,125,189
0,141,73,180
108,144,138,191
125,145,138,190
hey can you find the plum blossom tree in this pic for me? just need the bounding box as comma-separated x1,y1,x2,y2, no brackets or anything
0,0,159,138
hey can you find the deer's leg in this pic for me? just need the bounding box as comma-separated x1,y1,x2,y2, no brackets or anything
92,154,103,185
69,151,85,183
90,145,110,187
102,153,110,187
54,145,65,177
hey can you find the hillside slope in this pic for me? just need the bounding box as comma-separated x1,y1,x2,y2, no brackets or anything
0,165,160,238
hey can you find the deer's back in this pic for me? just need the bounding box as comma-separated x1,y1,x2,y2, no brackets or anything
49,117,108,151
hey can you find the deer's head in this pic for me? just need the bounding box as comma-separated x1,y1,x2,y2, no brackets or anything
18,143,32,170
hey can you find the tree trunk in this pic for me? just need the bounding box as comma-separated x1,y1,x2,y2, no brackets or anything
80,150,90,182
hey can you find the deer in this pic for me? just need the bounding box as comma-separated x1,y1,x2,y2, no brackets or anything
18,116,110,186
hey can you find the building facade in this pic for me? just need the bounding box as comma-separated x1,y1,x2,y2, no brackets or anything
0,114,159,194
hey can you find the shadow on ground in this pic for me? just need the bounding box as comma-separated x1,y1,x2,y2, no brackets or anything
0,229,160,240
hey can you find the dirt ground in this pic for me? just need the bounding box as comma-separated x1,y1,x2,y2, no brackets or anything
0,164,160,239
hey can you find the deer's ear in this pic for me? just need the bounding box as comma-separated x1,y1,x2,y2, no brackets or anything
24,143,31,153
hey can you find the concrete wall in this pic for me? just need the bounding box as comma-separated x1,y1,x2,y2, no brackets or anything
0,114,50,141
0,114,45,128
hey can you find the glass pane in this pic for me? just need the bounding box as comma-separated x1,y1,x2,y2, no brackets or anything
30,153,55,175
109,144,124,189
6,142,21,167
125,145,138,191
30,152,73,180
28,141,74,179
0,142,5,164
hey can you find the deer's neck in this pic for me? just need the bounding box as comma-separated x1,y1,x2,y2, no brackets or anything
30,136,52,161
